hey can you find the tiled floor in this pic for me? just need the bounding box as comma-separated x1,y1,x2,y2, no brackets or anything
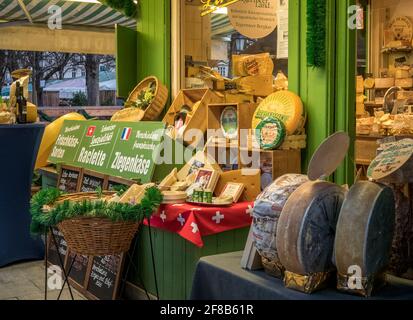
0,261,86,300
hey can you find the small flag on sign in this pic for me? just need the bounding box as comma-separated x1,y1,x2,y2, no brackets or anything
121,128,132,141
86,126,96,137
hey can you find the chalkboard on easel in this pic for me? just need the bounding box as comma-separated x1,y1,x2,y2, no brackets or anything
65,250,90,289
79,170,107,192
106,176,135,192
57,165,82,193
86,254,124,300
47,228,68,267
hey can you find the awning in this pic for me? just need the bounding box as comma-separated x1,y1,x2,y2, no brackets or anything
0,0,136,54
0,0,136,28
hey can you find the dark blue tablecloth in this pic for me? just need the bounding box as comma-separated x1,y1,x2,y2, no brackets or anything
190,252,413,300
0,124,45,267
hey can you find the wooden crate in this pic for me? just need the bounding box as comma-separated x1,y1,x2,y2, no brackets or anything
128,225,249,300
206,103,258,170
163,89,223,146
240,149,302,190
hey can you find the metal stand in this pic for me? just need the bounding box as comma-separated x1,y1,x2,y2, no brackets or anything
44,227,76,300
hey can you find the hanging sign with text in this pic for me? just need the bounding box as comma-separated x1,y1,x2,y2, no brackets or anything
48,120,166,183
228,0,278,39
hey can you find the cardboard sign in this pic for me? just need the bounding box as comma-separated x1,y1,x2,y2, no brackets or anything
228,0,278,39
48,120,166,183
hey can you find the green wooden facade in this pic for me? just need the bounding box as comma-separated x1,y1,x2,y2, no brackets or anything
129,226,249,300
289,0,356,185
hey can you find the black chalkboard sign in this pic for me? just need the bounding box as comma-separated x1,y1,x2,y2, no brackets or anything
66,251,90,288
58,165,82,193
47,228,68,267
107,176,135,192
87,254,123,300
79,170,107,193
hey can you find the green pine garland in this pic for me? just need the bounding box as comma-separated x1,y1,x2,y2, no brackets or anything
30,187,162,235
99,0,138,19
307,0,327,68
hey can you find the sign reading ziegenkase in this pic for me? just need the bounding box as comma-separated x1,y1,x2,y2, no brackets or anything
48,120,166,183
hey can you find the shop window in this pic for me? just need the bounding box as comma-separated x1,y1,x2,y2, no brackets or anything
178,0,289,91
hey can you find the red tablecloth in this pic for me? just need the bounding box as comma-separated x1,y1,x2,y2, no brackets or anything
144,202,254,247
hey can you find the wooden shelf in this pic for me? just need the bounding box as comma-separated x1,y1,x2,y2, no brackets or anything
381,47,413,54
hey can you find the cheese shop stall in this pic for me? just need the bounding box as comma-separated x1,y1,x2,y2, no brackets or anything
24,0,413,301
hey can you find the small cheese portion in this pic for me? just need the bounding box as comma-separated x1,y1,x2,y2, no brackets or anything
252,91,304,135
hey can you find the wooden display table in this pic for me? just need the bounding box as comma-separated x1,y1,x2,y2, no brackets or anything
0,124,45,267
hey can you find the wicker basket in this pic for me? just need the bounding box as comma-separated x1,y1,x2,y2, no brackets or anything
127,76,169,121
53,192,140,256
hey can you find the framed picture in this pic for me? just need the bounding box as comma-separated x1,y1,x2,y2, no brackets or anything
219,182,245,203
194,169,220,191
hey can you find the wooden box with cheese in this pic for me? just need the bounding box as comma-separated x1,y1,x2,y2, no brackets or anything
163,89,223,147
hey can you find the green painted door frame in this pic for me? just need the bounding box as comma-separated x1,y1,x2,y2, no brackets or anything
289,0,356,185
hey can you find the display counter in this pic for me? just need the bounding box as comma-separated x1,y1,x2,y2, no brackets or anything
190,252,413,300
0,124,45,267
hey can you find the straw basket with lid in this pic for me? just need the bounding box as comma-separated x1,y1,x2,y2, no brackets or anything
30,188,162,256
111,76,168,122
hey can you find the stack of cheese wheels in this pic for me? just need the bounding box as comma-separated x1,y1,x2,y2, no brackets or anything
375,78,395,89
252,174,309,278
252,91,304,136
276,181,346,278
334,182,395,297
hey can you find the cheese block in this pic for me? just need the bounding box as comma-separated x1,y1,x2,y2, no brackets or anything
252,91,304,135
364,78,375,89
395,68,410,79
356,76,364,93
334,182,395,297
159,168,178,188
254,117,286,150
111,107,145,122
397,90,413,100
119,183,155,205
276,181,346,276
395,78,413,88
235,75,273,97
375,78,395,89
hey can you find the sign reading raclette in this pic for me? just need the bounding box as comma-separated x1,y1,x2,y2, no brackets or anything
48,120,166,183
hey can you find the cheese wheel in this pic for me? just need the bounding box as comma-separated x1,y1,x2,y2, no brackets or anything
364,78,375,89
35,113,86,169
252,91,304,135
255,117,286,150
253,174,309,265
335,182,395,295
395,68,410,79
276,181,345,275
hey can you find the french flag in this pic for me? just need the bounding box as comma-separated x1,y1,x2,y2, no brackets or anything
121,127,132,141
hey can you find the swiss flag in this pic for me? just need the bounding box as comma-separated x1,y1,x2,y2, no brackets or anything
86,126,96,137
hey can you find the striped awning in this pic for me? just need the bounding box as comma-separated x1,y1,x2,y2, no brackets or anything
211,13,235,39
0,0,136,29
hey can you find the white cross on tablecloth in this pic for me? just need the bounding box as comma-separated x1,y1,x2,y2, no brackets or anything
246,205,253,216
191,222,199,234
160,211,167,222
177,214,185,226
212,211,225,224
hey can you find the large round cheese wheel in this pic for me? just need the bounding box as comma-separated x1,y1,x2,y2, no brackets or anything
35,113,86,169
276,181,345,275
335,182,395,278
252,174,309,263
252,91,304,135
